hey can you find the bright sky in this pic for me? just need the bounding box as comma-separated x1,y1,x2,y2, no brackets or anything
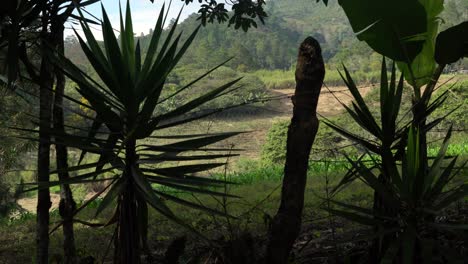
65,0,202,40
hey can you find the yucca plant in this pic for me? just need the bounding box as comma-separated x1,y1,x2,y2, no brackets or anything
324,59,407,194
323,59,467,262
327,127,467,263
19,2,246,263
324,58,455,200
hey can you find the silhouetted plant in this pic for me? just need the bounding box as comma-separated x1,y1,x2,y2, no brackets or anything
324,59,467,262
20,2,245,262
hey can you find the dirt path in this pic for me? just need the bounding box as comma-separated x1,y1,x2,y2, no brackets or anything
17,193,61,213
271,85,375,117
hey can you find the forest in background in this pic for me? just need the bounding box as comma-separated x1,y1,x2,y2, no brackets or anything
65,0,468,76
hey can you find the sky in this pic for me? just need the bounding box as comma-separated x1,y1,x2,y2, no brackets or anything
64,0,203,40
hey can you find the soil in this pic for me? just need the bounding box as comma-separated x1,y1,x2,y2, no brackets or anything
17,193,61,213
271,84,375,117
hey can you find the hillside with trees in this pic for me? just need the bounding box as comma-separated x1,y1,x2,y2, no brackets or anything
65,0,468,74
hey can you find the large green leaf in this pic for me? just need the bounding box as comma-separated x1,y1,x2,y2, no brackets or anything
397,0,444,88
434,22,468,65
338,0,427,62
73,30,120,102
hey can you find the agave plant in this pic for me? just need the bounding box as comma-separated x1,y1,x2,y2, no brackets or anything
19,2,246,262
323,59,467,262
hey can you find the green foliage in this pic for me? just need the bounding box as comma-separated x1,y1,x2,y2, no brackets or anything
251,68,381,90
104,0,378,72
338,0,428,62
260,120,289,164
227,159,285,184
397,0,444,88
328,127,468,262
178,0,268,31
0,89,35,216
324,59,468,262
337,0,466,89
251,69,295,89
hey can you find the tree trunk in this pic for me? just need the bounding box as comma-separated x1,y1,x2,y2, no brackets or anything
36,15,54,264
371,173,393,261
265,37,325,264
116,139,141,264
52,20,77,264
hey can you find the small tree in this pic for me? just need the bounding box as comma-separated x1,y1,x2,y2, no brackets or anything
23,2,245,262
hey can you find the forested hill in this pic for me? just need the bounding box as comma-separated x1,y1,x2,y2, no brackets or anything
143,0,374,72
66,0,468,73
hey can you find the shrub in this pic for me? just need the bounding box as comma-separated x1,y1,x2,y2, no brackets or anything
261,120,289,164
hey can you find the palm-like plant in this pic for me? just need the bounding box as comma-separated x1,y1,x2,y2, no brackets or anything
324,60,467,262
328,127,467,263
22,2,245,262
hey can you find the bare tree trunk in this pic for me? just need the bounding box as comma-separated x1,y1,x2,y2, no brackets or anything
115,139,141,264
52,20,77,264
36,14,54,264
266,37,325,264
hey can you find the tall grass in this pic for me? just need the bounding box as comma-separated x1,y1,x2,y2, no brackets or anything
250,69,381,89
223,158,349,185
427,142,468,157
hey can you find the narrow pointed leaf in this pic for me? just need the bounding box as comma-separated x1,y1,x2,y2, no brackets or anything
95,178,124,217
